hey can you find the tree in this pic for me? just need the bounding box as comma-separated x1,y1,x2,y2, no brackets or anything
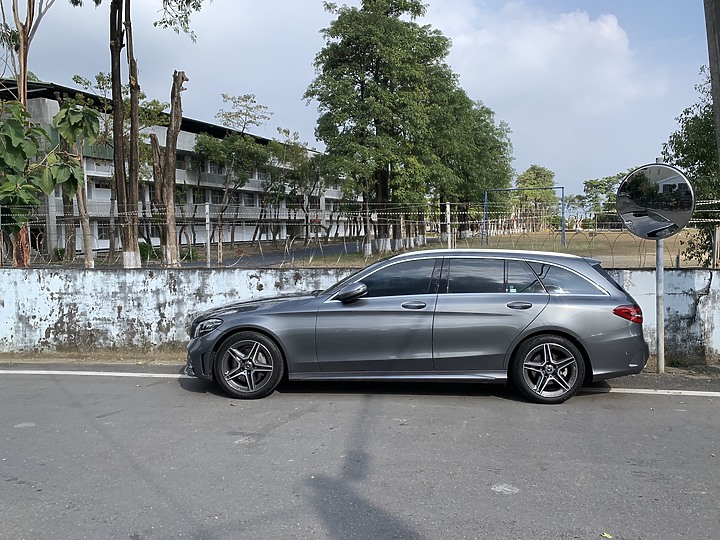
53,100,101,267
663,67,720,266
306,0,451,255
70,0,209,268
193,93,271,264
1,0,56,266
149,70,187,267
1,0,55,105
268,128,325,246
578,173,624,229
515,165,559,232
0,100,96,267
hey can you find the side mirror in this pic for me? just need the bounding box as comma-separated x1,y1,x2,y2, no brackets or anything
333,282,368,303
616,163,694,240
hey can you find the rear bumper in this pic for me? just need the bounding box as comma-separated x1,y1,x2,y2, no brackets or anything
590,337,649,381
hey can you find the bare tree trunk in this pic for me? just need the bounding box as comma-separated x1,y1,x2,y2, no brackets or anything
75,180,94,268
149,70,186,268
124,0,141,268
61,184,77,261
110,0,135,266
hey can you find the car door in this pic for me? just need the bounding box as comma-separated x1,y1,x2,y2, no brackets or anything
432,257,549,371
315,257,439,373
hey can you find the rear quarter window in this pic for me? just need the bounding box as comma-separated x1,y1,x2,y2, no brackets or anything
528,261,606,295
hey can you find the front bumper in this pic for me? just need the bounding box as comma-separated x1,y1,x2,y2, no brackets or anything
186,337,214,381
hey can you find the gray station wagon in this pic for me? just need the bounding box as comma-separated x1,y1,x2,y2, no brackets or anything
186,249,649,404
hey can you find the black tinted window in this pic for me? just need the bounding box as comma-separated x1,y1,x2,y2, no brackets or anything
507,260,543,293
448,258,504,293
528,262,603,295
361,259,436,297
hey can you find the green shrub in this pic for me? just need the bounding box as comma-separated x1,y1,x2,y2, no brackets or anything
138,241,160,261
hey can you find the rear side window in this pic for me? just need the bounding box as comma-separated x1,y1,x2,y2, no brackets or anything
528,262,605,295
447,258,504,293
590,262,625,293
444,258,542,294
361,259,436,297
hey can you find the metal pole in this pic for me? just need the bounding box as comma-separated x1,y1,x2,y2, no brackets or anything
205,202,211,269
446,202,451,249
656,238,664,373
561,187,566,247
483,191,488,246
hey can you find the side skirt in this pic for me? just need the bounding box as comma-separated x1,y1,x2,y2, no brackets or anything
288,371,508,383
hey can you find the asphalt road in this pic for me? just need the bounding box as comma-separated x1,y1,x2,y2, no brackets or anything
1,366,719,540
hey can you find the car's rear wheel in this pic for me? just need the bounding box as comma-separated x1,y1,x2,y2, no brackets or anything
213,331,284,399
512,335,585,404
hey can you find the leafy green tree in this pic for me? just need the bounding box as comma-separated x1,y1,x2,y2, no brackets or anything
1,0,57,266
53,100,101,267
515,165,559,232
0,100,97,267
306,0,451,254
268,128,326,246
663,66,720,266
193,93,271,263
580,173,624,228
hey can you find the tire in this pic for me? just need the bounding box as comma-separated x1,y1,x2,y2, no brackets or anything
512,335,585,404
213,331,285,399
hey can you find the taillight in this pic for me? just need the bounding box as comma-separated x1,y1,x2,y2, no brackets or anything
613,304,643,324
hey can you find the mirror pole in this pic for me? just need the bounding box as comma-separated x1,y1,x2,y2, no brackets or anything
656,238,665,373
561,187,566,247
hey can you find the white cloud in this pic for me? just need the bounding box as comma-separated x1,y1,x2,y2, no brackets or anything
24,0,705,193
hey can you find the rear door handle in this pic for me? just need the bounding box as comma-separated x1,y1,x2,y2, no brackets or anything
507,301,533,310
402,301,427,310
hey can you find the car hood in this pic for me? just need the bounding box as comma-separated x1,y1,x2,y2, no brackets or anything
196,294,317,319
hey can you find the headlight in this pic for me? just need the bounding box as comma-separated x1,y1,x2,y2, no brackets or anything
194,318,222,338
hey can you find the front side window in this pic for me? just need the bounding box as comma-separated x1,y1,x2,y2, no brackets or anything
447,258,504,293
361,259,436,298
528,262,604,295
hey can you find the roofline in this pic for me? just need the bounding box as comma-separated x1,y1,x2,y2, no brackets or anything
0,77,301,148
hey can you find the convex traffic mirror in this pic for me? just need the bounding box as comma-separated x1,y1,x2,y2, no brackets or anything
616,163,694,240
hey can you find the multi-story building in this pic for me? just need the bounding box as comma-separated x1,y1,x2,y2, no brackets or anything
1,79,354,257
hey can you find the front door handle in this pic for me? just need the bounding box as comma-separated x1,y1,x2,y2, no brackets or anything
507,301,533,310
402,301,427,310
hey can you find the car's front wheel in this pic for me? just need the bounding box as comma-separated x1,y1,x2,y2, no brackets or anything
512,335,585,404
213,331,284,399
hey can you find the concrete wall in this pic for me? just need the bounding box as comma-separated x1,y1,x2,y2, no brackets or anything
1,268,718,364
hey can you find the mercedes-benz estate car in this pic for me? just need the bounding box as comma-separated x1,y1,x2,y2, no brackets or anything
186,249,648,404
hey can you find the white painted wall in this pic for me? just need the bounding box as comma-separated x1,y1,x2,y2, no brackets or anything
1,268,718,364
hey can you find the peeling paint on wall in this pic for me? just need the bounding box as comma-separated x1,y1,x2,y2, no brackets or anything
1,268,718,364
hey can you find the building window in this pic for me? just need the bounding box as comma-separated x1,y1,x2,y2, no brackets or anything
208,161,225,175
97,222,114,241
193,188,208,204
176,154,188,170
243,193,256,207
257,168,271,182
211,189,223,205
94,179,112,190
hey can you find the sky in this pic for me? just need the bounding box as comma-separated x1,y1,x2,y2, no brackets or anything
18,0,710,196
